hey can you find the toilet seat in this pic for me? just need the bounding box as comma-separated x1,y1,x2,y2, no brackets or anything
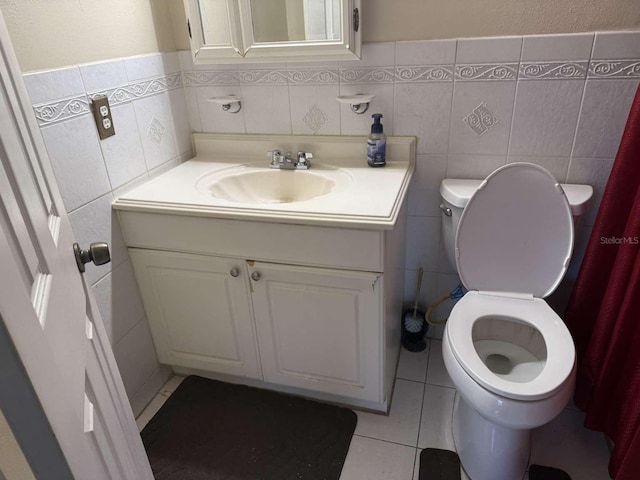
447,163,576,401
446,291,575,401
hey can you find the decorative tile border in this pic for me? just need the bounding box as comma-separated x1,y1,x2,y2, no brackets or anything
455,64,518,81
588,60,640,79
339,67,395,84
33,95,90,126
183,70,239,86
519,62,588,80
239,69,288,85
88,86,133,106
395,65,453,82
288,68,339,84
129,73,183,99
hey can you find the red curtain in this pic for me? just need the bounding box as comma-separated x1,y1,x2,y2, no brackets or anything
564,85,640,480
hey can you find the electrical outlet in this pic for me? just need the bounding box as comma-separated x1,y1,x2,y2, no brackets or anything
91,96,115,140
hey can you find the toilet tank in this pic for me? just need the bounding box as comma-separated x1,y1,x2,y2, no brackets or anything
439,179,593,272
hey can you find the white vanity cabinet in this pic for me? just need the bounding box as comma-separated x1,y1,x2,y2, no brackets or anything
114,133,415,412
129,249,262,380
249,261,382,403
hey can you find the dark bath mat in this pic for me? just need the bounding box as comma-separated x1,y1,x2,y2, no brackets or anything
418,448,461,480
529,464,572,480
141,375,357,480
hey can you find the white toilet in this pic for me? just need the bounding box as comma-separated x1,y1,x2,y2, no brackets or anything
438,163,593,480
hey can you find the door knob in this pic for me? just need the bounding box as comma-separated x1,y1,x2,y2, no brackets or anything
73,242,111,273
230,268,240,277
251,271,261,281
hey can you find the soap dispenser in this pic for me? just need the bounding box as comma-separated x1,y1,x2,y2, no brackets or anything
367,113,386,167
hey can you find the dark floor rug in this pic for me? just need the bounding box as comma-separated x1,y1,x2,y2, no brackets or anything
419,449,461,480
141,375,357,480
418,448,572,480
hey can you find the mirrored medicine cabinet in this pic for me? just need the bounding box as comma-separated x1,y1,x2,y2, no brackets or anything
183,0,361,64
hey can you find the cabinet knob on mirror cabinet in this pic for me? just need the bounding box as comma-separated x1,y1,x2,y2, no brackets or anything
251,271,261,281
230,268,240,277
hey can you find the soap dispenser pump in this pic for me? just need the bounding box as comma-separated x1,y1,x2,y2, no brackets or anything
367,113,386,167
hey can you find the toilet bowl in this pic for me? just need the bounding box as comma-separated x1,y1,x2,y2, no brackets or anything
437,163,592,480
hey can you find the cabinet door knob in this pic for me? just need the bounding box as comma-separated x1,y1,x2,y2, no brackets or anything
251,271,261,281
230,268,240,277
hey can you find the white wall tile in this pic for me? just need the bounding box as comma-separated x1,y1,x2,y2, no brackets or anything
573,79,640,158
131,92,179,169
403,269,437,308
566,157,614,226
23,66,85,104
405,216,440,271
449,81,516,155
446,154,506,179
196,85,246,133
113,318,160,399
521,33,594,61
124,52,179,81
183,86,203,132
80,59,128,93
355,379,424,446
99,103,148,188
68,193,127,285
340,42,396,68
241,85,292,134
339,83,394,135
92,259,146,345
130,368,165,418
341,436,415,480
168,88,193,156
394,82,453,154
591,31,640,60
395,40,456,66
507,156,570,182
40,115,111,211
407,155,448,217
289,84,340,135
456,37,522,63
509,80,585,156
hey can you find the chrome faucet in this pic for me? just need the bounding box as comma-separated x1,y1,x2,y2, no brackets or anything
267,150,313,170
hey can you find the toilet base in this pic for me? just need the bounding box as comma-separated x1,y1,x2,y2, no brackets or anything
453,393,530,480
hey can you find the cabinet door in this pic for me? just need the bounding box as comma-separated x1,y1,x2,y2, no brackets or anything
249,261,381,402
129,249,261,379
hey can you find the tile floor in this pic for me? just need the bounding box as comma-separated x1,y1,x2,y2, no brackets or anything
136,339,612,480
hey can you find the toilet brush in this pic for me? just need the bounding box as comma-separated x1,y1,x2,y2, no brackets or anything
406,268,424,333
401,268,427,351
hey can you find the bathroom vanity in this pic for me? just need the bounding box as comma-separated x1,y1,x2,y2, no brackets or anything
113,134,415,412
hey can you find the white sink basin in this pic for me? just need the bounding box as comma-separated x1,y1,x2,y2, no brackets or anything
197,166,352,204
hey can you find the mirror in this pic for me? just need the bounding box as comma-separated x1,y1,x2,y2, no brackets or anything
185,0,361,64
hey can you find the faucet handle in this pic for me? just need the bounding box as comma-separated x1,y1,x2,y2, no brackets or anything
296,151,313,169
297,151,313,160
267,149,282,158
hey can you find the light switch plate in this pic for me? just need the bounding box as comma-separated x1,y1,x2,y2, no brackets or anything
91,96,115,140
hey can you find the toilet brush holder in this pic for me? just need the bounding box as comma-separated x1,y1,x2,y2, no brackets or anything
401,308,428,352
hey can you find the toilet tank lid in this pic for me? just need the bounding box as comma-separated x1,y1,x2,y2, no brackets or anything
440,179,593,216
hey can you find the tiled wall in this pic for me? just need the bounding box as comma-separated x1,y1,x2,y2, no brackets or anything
23,52,193,415
179,31,640,339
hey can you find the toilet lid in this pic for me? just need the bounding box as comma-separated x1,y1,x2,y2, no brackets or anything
455,163,574,298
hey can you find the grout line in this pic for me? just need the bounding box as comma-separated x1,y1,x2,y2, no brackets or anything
353,433,419,450
505,37,525,158
444,39,459,169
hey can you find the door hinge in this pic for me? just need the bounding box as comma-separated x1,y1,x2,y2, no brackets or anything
353,8,359,33
187,19,192,39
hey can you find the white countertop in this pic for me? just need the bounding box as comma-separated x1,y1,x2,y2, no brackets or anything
113,134,415,229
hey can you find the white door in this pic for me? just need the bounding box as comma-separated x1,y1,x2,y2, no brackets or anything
0,11,152,480
249,261,382,403
129,249,262,379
